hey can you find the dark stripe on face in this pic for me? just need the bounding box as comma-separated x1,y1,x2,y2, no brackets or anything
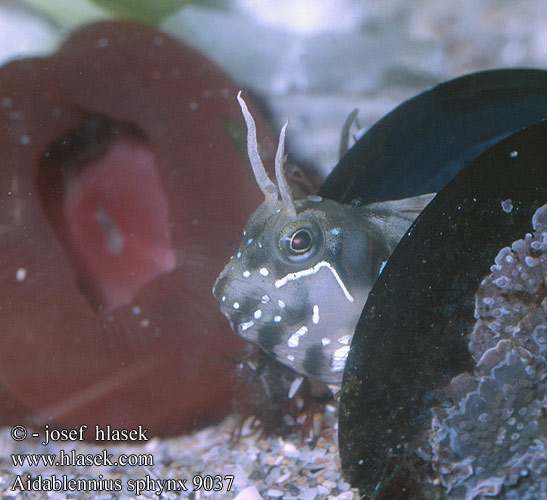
303,344,327,377
257,325,283,352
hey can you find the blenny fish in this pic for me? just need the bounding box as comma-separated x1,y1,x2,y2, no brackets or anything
212,93,433,384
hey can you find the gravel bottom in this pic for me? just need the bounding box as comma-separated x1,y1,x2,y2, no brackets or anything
0,404,357,500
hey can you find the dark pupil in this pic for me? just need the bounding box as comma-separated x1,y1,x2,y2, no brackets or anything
290,230,312,253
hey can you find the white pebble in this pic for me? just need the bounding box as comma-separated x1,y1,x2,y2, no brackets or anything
283,441,299,457
234,486,264,500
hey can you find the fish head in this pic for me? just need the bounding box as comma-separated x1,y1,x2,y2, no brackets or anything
213,192,383,383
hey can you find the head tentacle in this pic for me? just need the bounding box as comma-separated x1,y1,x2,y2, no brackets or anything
275,120,296,215
237,91,277,200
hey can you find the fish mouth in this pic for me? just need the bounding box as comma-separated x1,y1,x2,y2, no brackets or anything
220,309,257,340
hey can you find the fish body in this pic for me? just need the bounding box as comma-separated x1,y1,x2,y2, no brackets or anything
212,93,432,383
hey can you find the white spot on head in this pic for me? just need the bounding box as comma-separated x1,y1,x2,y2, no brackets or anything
321,337,331,346
287,326,308,348
331,228,340,235
332,345,350,372
338,334,352,345
509,150,518,158
259,267,269,276
278,299,286,308
287,354,295,362
240,320,254,332
307,195,322,202
261,295,270,304
242,270,251,278
236,252,242,259
274,315,282,323
233,302,240,310
221,296,226,302
257,241,263,248
312,305,320,324
132,305,142,316
501,199,513,213
247,238,254,245
295,325,308,335
15,268,27,282
254,309,262,320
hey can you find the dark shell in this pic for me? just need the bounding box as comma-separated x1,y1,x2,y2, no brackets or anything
0,21,275,435
320,69,547,204
339,120,547,498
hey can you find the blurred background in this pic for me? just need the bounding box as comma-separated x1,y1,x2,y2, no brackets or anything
2,0,546,178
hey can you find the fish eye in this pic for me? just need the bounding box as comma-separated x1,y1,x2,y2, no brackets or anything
289,229,312,254
278,221,323,263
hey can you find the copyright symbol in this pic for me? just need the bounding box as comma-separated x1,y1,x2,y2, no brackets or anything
11,425,27,441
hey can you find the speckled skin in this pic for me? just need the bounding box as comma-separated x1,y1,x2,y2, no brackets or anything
426,204,547,500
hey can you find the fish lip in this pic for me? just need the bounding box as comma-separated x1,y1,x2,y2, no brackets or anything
211,273,227,300
218,302,251,325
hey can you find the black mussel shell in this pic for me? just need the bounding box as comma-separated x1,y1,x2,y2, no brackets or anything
339,120,547,499
320,69,547,204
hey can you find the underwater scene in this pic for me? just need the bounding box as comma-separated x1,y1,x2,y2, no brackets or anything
0,1,546,499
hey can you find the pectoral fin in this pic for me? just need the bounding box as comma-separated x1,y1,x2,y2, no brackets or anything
360,193,436,252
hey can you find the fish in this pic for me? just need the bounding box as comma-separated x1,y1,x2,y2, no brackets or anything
212,93,433,384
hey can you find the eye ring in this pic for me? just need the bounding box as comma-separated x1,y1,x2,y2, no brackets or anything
276,220,324,264
289,229,313,255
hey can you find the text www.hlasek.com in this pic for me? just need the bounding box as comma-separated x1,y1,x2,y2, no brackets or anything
12,449,152,467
